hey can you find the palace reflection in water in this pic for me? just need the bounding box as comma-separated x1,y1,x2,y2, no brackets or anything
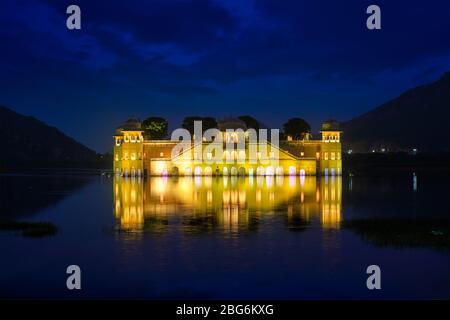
113,175,342,234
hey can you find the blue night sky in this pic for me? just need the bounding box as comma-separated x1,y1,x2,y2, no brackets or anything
1,0,449,152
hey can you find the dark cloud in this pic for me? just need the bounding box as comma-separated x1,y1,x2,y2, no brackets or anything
1,0,449,151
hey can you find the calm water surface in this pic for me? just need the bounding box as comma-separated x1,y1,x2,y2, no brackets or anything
0,173,449,299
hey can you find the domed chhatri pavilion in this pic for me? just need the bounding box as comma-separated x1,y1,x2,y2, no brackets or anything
113,118,342,177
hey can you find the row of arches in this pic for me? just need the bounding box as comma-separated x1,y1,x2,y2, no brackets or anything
323,168,341,176
116,168,142,177
185,166,307,176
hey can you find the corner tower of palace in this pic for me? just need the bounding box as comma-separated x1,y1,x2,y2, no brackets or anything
113,118,342,177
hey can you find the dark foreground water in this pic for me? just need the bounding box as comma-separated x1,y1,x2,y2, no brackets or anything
0,173,449,299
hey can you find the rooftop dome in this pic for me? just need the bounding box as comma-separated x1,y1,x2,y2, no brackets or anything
218,117,247,131
321,119,340,131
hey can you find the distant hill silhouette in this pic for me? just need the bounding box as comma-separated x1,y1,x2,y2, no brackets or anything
342,72,450,152
0,106,99,169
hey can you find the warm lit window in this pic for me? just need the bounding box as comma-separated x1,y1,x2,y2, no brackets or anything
316,152,320,160
324,152,328,160
124,153,128,160
160,152,164,157
115,154,119,161
257,152,261,160
207,152,212,160
331,152,335,160
131,153,136,161
337,152,341,160
300,152,304,157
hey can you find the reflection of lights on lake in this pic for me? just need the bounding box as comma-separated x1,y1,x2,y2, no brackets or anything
256,176,264,187
256,190,262,203
266,176,273,188
207,190,212,204
194,176,202,189
114,176,342,232
204,176,212,188
276,175,284,187
413,173,417,192
289,175,296,187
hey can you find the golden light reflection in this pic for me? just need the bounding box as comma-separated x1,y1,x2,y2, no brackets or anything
113,176,342,233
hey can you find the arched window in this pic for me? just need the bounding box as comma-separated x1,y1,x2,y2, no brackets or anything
275,167,283,176
238,150,246,161
194,166,202,176
289,166,296,175
256,166,264,176
266,166,274,176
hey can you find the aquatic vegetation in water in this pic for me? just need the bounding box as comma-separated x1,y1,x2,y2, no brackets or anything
344,219,450,250
0,220,57,238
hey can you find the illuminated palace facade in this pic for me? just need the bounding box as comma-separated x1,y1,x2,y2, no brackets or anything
113,118,342,177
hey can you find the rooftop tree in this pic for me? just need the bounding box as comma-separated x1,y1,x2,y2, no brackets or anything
181,116,217,135
142,117,168,140
238,115,260,131
282,118,311,140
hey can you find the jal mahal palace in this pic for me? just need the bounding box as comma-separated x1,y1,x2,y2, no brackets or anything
113,118,342,177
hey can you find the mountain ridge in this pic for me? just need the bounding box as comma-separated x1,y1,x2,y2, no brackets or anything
341,71,450,152
0,105,100,169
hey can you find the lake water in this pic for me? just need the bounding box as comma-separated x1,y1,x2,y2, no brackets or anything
0,173,449,299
